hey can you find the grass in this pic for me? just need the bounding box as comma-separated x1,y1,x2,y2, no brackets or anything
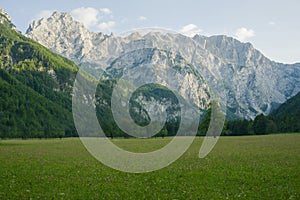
0,134,299,199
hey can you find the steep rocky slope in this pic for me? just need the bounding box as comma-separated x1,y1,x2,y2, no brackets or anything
26,12,300,119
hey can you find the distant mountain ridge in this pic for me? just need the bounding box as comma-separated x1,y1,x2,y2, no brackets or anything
26,11,300,119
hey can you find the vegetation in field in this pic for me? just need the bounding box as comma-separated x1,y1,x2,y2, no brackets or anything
0,134,299,199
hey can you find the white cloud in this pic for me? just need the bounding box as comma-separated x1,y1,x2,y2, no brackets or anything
98,21,116,30
138,16,147,21
70,7,99,27
179,24,203,37
35,10,54,20
70,7,115,32
180,24,197,32
99,8,112,15
269,21,276,26
235,27,255,42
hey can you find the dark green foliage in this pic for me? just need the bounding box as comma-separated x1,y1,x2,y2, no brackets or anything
253,114,278,135
253,114,269,134
0,69,75,138
271,92,300,116
95,80,125,138
269,92,300,133
0,24,78,138
223,119,253,136
197,108,211,136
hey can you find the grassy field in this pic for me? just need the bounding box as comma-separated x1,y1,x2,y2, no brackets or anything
0,134,299,199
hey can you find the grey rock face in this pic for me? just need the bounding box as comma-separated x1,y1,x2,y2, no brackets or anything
26,12,300,119
0,8,16,30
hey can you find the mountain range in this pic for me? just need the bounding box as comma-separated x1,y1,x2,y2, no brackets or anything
0,8,299,138
26,11,300,120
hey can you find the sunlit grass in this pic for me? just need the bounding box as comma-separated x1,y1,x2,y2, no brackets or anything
0,134,299,199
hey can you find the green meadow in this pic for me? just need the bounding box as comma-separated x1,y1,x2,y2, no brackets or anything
0,134,299,199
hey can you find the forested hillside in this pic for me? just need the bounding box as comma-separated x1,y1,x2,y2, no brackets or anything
218,92,300,135
269,92,300,132
0,23,78,138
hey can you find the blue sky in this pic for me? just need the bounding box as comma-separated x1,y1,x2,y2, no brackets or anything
1,0,299,63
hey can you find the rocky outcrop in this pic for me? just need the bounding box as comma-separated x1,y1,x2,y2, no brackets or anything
26,12,300,119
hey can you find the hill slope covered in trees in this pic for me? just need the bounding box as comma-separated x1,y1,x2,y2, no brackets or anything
0,23,78,138
269,92,300,133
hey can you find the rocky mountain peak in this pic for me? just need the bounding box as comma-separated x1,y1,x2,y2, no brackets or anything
124,32,143,41
26,11,111,63
26,12,300,119
26,11,86,34
0,7,16,30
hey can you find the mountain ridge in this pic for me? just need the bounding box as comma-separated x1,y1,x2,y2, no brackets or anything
26,11,300,119
0,8,299,138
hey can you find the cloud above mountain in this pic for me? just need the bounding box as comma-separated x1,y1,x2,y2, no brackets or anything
235,27,255,42
179,24,202,37
70,7,115,32
70,7,99,27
